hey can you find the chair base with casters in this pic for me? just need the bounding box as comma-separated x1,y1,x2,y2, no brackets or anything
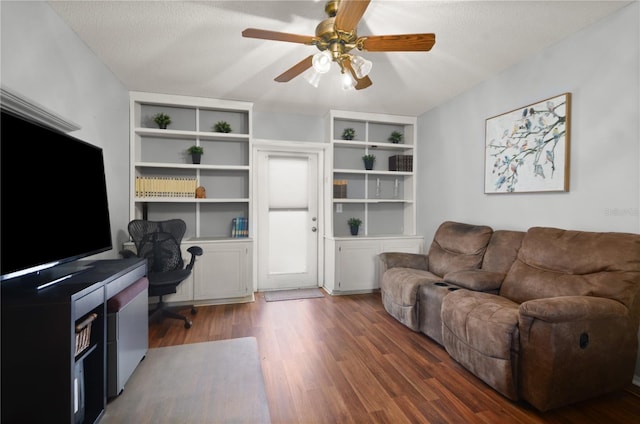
148,295,197,329
146,266,200,329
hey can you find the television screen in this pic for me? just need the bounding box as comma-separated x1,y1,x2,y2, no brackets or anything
1,109,112,282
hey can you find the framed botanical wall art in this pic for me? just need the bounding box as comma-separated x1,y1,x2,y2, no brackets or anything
485,93,571,193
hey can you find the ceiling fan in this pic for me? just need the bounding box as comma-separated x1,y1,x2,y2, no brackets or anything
242,0,436,90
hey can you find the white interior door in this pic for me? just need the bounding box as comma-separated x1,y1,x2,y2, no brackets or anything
257,151,319,290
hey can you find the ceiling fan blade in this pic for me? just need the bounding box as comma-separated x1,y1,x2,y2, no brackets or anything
361,33,436,52
274,55,313,82
354,75,372,90
334,0,371,32
343,58,373,90
242,28,315,45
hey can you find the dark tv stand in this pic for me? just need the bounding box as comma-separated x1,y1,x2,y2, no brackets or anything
1,258,146,424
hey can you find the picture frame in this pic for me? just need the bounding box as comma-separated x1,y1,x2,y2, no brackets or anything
484,93,571,193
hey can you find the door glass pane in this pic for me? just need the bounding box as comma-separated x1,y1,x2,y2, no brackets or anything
268,156,309,274
269,157,308,208
268,210,307,274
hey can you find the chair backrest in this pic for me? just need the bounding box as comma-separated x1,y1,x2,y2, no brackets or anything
500,227,640,317
427,221,493,277
128,219,187,273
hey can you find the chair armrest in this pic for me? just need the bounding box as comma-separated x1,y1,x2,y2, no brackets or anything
443,270,505,291
378,252,429,273
185,245,203,270
519,296,628,323
517,295,636,411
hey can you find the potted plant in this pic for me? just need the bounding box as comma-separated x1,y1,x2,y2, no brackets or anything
362,154,376,170
347,217,362,236
153,113,171,129
213,121,232,133
388,131,403,144
188,145,204,164
342,128,355,140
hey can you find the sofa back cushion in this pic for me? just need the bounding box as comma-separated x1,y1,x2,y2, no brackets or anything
427,221,493,277
500,227,640,312
482,230,525,274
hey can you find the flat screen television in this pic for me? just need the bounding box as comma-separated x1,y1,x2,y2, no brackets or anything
1,109,112,287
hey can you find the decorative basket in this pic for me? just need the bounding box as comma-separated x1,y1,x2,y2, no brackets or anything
75,313,97,357
333,180,347,198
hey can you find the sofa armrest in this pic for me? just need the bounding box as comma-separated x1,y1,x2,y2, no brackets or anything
519,296,629,323
518,295,636,411
378,252,429,274
443,270,505,291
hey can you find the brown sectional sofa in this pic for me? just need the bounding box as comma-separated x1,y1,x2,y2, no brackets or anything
379,221,640,411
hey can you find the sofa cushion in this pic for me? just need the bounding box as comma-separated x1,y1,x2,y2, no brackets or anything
380,267,442,331
482,230,525,274
500,227,640,315
427,221,493,277
443,270,505,292
441,289,521,400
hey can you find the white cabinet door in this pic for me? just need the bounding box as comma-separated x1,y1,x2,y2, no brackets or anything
327,236,424,294
335,240,381,292
193,241,252,300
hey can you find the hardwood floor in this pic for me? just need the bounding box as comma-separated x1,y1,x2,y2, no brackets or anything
149,291,640,423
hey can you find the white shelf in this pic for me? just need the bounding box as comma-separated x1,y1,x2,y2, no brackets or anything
135,127,250,141
135,162,250,171
333,140,414,150
333,198,414,204
334,168,412,176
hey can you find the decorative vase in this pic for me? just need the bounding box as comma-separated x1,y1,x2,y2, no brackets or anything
349,225,359,236
191,153,202,164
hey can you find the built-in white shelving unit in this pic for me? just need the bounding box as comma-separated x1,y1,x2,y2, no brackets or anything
129,92,253,304
324,110,424,294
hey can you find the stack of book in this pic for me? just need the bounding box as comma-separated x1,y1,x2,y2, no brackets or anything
231,217,249,238
388,155,413,172
135,177,197,197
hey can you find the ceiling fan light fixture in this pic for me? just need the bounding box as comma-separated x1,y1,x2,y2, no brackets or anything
304,68,323,88
342,71,356,90
312,50,332,74
351,55,372,79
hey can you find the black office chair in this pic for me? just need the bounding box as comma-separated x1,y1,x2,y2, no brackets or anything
121,219,202,329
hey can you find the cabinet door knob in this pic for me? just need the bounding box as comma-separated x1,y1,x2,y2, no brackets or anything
311,227,317,232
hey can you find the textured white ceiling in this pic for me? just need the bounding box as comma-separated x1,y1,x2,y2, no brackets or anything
48,0,631,116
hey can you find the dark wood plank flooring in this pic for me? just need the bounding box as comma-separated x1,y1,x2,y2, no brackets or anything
149,292,640,423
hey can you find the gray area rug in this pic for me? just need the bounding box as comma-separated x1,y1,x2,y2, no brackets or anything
102,337,271,423
263,288,325,302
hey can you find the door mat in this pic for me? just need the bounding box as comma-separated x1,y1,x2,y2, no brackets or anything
264,288,325,302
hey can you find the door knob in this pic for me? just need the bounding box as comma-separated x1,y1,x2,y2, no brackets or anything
311,227,317,232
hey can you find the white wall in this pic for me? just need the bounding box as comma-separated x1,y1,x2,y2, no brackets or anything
1,1,131,255
417,2,639,243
